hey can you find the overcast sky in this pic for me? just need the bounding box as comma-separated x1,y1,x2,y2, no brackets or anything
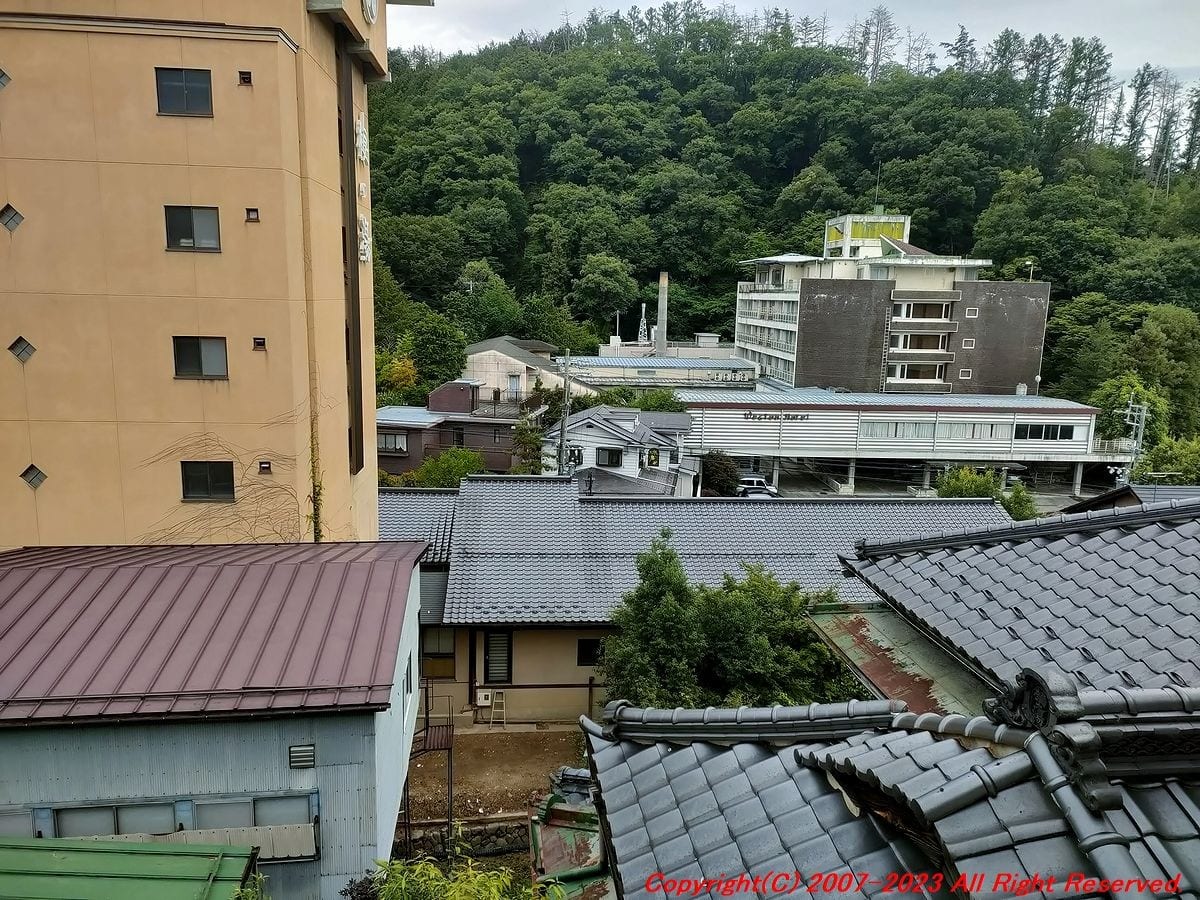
388,1,1200,81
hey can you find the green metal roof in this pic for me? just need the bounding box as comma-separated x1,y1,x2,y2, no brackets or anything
0,837,256,900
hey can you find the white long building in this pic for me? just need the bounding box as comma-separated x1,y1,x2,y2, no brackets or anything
676,387,1135,496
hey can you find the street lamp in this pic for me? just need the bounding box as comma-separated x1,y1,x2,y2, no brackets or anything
1024,259,1035,282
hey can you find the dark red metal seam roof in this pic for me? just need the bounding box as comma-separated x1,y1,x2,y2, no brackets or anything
0,542,426,726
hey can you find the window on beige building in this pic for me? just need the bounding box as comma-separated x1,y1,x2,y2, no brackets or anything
181,461,235,501
165,206,220,251
422,627,455,679
155,68,212,116
173,337,228,379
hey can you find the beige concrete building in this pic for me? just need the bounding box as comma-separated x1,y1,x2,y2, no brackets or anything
0,1,426,546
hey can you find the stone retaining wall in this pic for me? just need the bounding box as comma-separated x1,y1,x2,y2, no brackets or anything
396,816,530,859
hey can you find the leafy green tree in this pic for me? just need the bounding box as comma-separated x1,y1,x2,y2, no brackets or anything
936,466,1038,520
694,567,858,706
1088,372,1170,450
410,314,467,395
443,261,522,343
516,294,599,355
1125,306,1200,437
701,450,740,496
373,260,416,353
598,532,704,708
570,254,639,329
373,213,466,305
509,416,546,475
401,448,487,488
1134,438,1200,484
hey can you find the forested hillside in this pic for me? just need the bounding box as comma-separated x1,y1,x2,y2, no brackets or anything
367,2,1200,458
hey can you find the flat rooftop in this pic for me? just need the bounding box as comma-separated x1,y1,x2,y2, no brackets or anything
565,356,757,370
676,387,1097,413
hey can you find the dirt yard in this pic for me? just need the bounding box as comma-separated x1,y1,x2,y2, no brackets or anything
407,729,584,821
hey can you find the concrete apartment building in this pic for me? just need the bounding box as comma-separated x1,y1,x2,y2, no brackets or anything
735,212,1050,394
0,1,425,546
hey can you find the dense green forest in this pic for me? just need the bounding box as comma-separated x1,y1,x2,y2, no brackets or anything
368,2,1200,458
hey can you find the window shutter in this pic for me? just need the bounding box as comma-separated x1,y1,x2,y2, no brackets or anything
484,632,511,683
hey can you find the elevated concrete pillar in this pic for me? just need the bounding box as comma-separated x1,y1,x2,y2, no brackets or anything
1072,462,1084,498
847,459,856,494
921,465,931,490
771,457,780,489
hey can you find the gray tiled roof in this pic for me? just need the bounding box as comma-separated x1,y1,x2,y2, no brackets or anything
585,673,1200,900
846,500,1200,692
378,489,456,564
435,477,1010,624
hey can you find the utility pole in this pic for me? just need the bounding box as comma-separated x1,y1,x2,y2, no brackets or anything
557,350,572,475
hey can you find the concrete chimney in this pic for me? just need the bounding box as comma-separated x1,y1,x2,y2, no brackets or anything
655,271,668,355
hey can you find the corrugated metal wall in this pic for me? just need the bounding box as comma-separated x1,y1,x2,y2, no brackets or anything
0,711,377,899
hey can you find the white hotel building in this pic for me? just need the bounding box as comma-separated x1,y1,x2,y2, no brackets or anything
676,387,1136,497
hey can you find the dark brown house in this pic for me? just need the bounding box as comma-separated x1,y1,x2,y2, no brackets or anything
377,380,545,476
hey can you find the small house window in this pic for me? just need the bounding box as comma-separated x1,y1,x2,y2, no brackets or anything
964,307,980,318
173,336,227,378
194,801,252,830
577,638,602,667
377,432,407,453
646,448,660,467
181,460,235,500
958,368,973,379
165,206,220,251
422,627,455,679
56,807,116,837
0,68,10,89
253,796,311,826
155,67,212,116
961,338,976,349
596,447,622,467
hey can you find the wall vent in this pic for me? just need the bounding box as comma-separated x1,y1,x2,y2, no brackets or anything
20,464,46,489
1,204,23,232
289,744,316,769
8,336,35,362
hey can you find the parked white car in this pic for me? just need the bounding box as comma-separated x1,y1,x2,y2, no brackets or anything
737,475,778,497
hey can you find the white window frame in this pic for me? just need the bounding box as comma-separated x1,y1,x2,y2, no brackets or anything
964,307,980,318
886,363,946,382
961,338,976,349
378,431,408,453
891,302,951,321
958,368,973,379
889,333,948,352
859,421,936,440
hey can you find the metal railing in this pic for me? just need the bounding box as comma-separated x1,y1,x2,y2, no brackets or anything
1092,438,1136,453
737,305,799,324
738,332,796,353
738,281,799,294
